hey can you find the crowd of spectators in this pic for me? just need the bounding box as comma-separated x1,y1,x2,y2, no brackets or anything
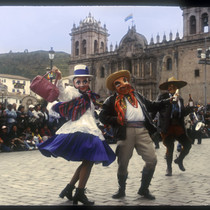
0,102,66,152
1,100,210,152
0,101,116,153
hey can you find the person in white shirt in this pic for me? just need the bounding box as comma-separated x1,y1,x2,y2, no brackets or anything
100,70,171,200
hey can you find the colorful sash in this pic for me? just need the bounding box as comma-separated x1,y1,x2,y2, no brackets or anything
53,90,100,121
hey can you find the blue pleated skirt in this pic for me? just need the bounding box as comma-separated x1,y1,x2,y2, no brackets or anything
37,132,116,166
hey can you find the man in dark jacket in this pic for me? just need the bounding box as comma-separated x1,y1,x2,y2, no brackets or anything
155,77,192,176
99,70,171,200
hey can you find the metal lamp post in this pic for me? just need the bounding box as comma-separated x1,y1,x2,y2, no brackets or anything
197,38,210,110
48,47,55,82
49,47,55,70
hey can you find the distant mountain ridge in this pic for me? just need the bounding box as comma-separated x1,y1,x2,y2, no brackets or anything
0,50,70,80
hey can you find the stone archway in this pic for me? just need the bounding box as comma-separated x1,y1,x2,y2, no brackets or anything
21,95,38,111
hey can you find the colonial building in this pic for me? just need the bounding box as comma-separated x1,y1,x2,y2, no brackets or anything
68,8,210,105
0,74,37,109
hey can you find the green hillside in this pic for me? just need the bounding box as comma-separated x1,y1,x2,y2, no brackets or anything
0,51,70,80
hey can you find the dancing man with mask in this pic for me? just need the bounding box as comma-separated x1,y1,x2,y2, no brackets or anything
155,77,192,176
99,70,171,200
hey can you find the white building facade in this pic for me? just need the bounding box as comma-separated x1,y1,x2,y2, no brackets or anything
0,74,37,109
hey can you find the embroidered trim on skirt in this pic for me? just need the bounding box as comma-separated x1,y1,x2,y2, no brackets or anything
37,132,116,166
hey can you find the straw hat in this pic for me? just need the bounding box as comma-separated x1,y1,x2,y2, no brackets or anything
69,64,93,80
159,76,187,90
106,70,131,91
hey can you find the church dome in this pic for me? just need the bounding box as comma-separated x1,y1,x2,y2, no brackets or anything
119,25,148,49
82,12,98,25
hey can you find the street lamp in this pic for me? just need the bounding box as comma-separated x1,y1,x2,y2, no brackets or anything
48,47,55,70
48,47,55,82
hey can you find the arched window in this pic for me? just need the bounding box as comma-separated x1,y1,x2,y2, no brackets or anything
166,58,172,70
82,40,86,54
100,67,105,78
101,41,104,52
75,41,79,56
190,15,196,34
94,40,98,54
201,13,208,32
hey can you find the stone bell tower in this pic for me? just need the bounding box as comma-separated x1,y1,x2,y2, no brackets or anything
182,7,210,40
70,12,109,59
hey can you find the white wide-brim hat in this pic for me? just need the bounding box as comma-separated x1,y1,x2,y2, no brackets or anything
69,64,93,80
29,104,35,109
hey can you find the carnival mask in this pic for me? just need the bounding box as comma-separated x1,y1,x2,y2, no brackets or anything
113,76,131,95
73,77,90,93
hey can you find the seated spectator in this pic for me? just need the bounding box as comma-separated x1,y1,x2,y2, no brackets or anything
0,125,12,152
19,133,33,151
40,123,52,141
25,136,36,150
32,127,43,146
11,137,27,151
9,124,27,151
24,125,33,139
23,125,36,149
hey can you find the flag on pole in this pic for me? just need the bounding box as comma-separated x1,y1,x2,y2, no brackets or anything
124,14,133,22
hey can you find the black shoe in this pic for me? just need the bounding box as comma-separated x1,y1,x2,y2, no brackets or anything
174,158,185,171
165,168,172,176
138,188,155,200
112,189,125,199
73,188,94,205
59,184,75,200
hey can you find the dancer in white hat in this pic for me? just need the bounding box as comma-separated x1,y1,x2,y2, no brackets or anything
38,64,116,205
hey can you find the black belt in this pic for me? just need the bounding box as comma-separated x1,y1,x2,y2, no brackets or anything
127,121,145,128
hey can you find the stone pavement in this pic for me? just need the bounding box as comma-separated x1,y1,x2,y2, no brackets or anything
0,139,210,207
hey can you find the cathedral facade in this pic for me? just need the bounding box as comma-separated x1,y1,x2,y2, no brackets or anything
68,7,210,105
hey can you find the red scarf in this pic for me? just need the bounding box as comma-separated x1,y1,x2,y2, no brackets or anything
114,87,138,125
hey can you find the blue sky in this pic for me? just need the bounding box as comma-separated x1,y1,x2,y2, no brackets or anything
0,6,183,54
